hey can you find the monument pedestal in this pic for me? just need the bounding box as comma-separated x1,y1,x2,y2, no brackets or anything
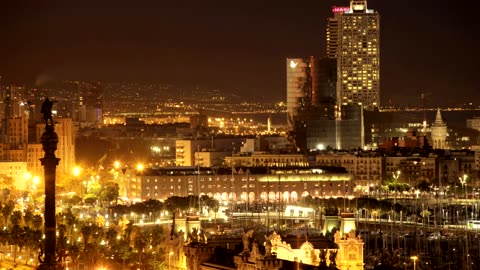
37,124,62,270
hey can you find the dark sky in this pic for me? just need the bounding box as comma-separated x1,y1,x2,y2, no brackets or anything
1,0,479,106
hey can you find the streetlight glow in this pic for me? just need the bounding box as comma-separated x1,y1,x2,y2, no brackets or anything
73,166,81,177
410,256,418,270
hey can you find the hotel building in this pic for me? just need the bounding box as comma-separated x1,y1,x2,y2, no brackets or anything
333,0,380,110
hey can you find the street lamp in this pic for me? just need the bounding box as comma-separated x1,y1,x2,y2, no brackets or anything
168,251,174,270
459,174,468,225
410,256,418,270
73,166,81,177
73,166,82,196
392,170,401,204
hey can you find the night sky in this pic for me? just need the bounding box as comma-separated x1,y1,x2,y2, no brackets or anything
1,0,479,106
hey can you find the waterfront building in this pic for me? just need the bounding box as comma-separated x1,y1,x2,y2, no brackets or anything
139,166,353,202
385,156,436,186
335,0,380,110
430,109,447,149
316,151,382,188
286,57,319,126
437,150,475,186
380,131,427,150
304,104,364,150
224,152,308,167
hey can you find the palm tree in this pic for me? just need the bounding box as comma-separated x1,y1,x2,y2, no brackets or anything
420,209,432,227
116,239,132,270
9,210,23,264
23,226,41,265
96,215,106,227
9,225,22,264
80,223,94,247
150,225,165,251
131,227,147,265
32,214,43,230
67,243,81,270
105,227,118,246
1,200,15,226
62,208,78,242
23,208,34,228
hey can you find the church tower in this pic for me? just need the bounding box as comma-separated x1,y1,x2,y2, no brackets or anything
430,109,447,149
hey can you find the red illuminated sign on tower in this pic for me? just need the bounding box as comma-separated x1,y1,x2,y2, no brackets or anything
332,6,350,13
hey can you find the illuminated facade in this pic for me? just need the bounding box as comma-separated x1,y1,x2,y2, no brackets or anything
306,104,364,150
36,118,75,177
0,117,76,190
175,139,211,166
26,144,43,181
286,57,318,126
139,166,353,202
224,152,308,167
55,118,76,177
0,161,28,190
327,7,350,59
316,152,382,188
385,156,436,185
336,0,380,110
430,109,447,149
175,138,247,166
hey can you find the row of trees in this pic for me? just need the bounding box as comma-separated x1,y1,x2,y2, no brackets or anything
0,193,222,269
109,195,220,217
0,203,173,269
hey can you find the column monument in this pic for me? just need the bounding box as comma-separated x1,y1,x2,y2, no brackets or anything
37,97,62,270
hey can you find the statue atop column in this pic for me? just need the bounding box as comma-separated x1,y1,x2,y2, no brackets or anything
41,97,56,127
38,97,62,270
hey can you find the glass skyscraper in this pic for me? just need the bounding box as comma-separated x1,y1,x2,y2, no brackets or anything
331,0,380,111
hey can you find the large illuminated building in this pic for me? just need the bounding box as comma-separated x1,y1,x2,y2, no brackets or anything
286,57,318,127
287,57,365,151
332,0,380,110
316,151,382,188
139,166,353,202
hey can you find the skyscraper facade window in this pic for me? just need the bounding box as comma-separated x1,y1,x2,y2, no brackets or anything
335,0,380,110
286,57,315,126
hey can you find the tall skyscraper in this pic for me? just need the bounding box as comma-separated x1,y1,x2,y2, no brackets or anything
332,0,380,110
327,6,350,59
286,57,316,126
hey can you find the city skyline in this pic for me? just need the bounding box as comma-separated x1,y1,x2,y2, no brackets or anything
1,0,479,106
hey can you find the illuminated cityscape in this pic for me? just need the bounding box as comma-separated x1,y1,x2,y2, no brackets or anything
0,0,480,270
